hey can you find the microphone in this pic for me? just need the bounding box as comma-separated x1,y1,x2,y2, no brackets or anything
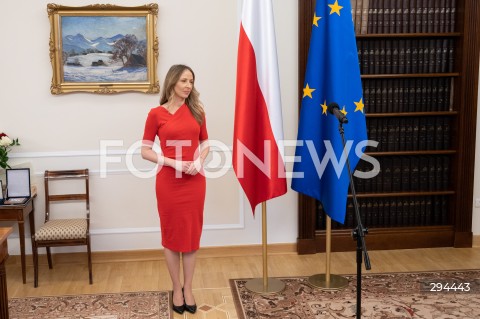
328,102,348,124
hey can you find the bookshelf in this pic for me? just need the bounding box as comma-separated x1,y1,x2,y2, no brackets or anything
297,0,480,253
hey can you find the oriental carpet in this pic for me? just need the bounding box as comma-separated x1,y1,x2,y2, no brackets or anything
8,290,171,319
230,270,480,319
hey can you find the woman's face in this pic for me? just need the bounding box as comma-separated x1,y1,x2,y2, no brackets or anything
173,69,194,100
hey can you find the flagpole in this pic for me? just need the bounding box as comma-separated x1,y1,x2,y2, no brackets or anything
308,216,348,290
245,202,285,294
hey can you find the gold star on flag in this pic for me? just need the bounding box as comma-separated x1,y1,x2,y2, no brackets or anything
321,100,328,115
328,0,343,16
341,106,348,116
354,98,365,113
303,83,315,99
313,12,321,26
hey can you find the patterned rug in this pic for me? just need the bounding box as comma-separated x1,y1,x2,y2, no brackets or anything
230,270,480,318
8,290,171,319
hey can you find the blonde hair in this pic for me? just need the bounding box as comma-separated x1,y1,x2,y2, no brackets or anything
160,64,205,125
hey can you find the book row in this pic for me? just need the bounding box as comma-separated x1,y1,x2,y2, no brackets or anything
355,155,450,193
363,77,453,113
366,116,451,152
357,38,455,75
352,0,457,35
317,195,449,229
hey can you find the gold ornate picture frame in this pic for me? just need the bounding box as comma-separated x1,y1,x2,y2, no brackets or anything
47,3,159,94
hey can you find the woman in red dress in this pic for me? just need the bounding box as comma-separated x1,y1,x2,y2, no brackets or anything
141,65,209,315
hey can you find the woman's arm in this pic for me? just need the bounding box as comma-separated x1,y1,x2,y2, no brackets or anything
141,145,190,171
186,140,210,175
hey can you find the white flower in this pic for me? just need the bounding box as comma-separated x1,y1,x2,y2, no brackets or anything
0,136,12,147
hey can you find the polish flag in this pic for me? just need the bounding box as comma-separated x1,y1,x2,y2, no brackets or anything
233,0,287,213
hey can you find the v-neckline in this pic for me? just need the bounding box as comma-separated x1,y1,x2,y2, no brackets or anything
162,104,184,116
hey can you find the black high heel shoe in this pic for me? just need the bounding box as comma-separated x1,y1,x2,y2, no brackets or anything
182,288,197,314
172,290,185,315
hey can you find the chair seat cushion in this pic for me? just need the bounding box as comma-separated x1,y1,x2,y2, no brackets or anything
34,219,87,241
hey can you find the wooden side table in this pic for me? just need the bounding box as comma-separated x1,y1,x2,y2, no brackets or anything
0,198,35,284
0,227,13,319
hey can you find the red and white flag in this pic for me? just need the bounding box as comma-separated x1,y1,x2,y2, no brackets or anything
233,0,287,213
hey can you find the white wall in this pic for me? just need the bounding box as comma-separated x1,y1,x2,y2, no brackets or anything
0,0,299,255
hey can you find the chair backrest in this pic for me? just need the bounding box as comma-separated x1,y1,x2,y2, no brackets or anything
44,169,89,222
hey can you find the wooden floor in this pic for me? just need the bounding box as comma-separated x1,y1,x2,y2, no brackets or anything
5,245,480,318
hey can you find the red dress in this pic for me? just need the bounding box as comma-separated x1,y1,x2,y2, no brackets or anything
143,104,208,252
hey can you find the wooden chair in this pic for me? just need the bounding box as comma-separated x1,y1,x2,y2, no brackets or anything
32,169,92,287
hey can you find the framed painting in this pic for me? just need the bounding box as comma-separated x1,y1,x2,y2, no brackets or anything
47,3,159,94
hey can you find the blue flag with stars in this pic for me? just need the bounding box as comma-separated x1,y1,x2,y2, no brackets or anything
291,0,367,224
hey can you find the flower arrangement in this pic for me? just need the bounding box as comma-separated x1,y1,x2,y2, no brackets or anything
0,133,20,169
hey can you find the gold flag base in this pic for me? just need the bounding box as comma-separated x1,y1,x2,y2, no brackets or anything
245,278,286,294
308,273,349,291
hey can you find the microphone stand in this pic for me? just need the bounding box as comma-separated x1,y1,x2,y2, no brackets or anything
338,121,371,319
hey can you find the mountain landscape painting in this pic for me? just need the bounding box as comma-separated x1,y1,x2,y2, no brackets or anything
61,16,147,83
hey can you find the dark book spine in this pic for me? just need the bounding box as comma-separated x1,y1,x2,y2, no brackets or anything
418,41,425,73
410,0,417,33
412,118,420,150
411,39,419,73
450,0,456,32
405,40,412,74
418,117,427,150
392,157,402,191
392,40,399,73
390,0,397,34
398,40,406,74
441,197,448,224
369,0,379,34
443,117,451,149
433,0,441,33
427,0,435,33
410,157,420,191
442,156,450,190
383,0,391,33
435,117,445,150
357,39,363,73
387,81,394,113
431,78,439,111
381,80,388,112
435,156,444,190
401,156,411,191
425,117,436,150
408,79,417,112
447,39,455,72
385,40,392,73
415,0,423,33
374,40,380,74
437,78,446,110
377,0,385,33
389,199,396,227
396,199,404,226
425,197,433,225
403,0,410,33
379,40,386,74
396,0,404,33
381,199,389,227
439,0,446,33
398,79,405,112
362,40,370,74
383,158,392,192
425,78,432,111
435,39,443,73
444,0,451,33
393,79,400,113
387,119,396,151
369,41,376,74
399,118,407,151
375,84,383,114
421,0,429,33
428,40,436,73
428,156,437,191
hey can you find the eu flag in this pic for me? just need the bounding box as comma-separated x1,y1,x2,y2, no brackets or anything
291,0,367,224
